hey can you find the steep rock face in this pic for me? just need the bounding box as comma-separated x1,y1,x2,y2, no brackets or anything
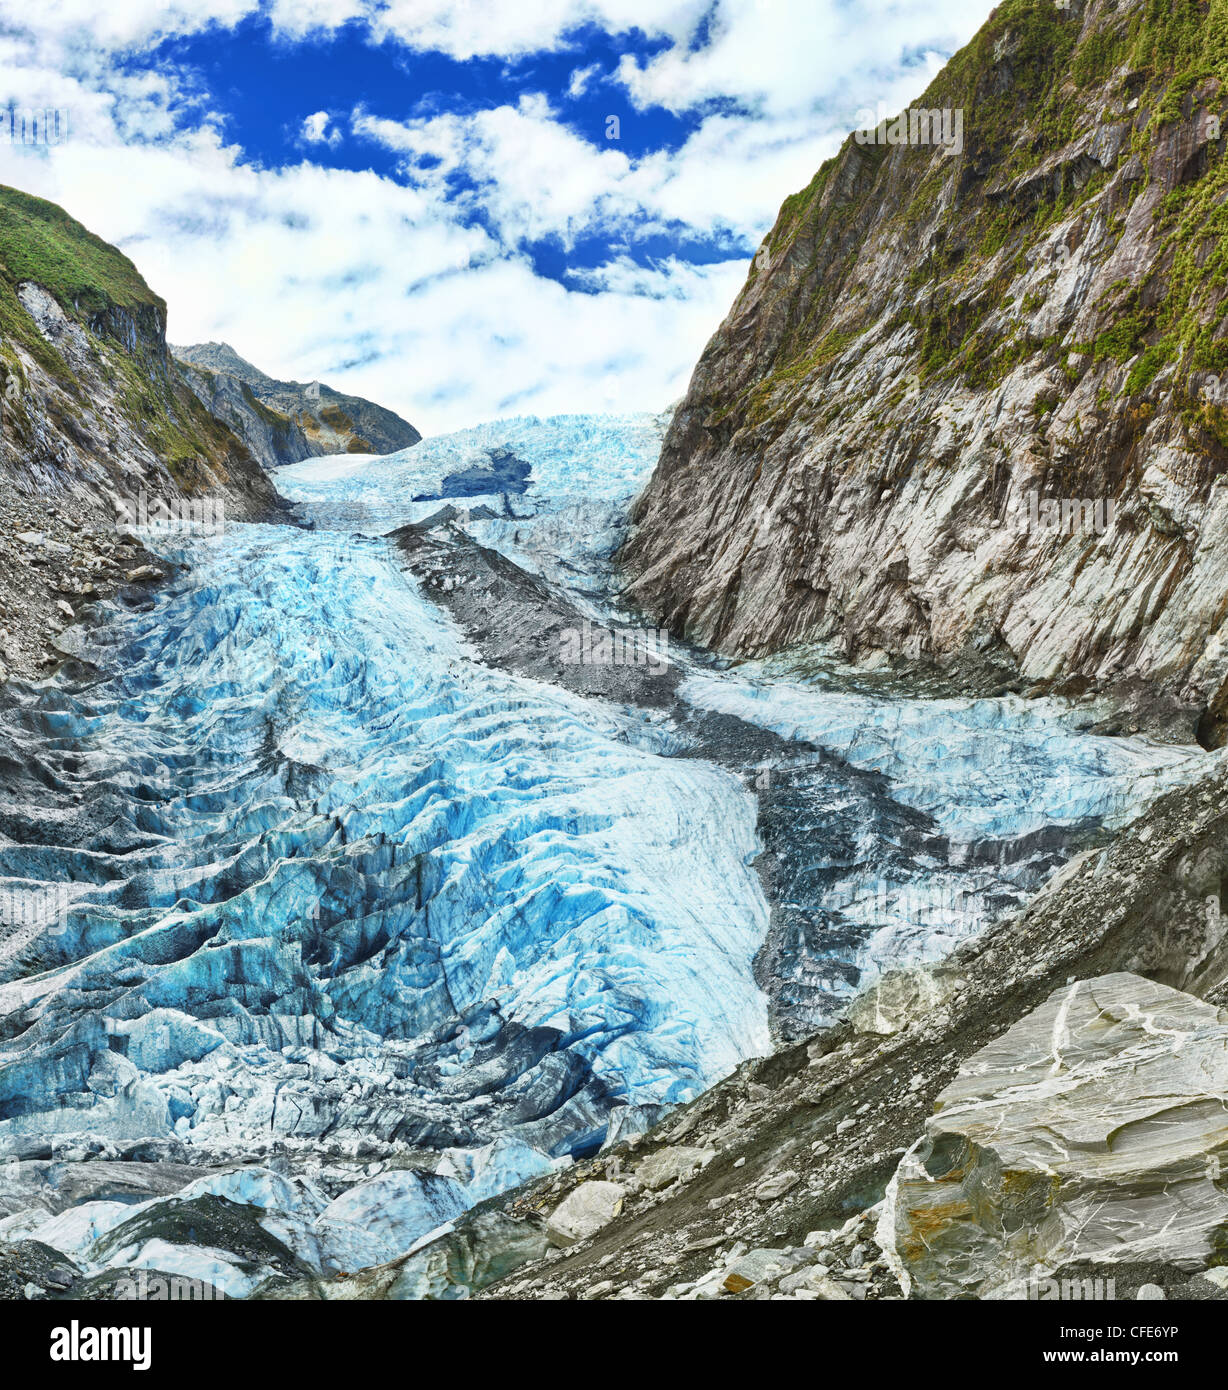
622,0,1228,746
174,359,316,469
172,341,421,461
0,185,285,679
886,972,1228,1298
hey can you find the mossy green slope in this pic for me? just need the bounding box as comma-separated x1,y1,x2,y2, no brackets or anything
743,0,1228,416
0,185,162,322
0,182,279,506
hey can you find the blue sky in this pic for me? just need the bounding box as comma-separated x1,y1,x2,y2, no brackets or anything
0,1,994,433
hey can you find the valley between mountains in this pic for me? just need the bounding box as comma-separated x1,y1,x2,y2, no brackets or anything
4,0,1228,1307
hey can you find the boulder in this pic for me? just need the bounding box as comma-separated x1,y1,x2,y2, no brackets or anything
754,1170,799,1201
634,1145,715,1192
847,964,965,1036
884,973,1228,1299
723,1248,790,1293
545,1181,625,1248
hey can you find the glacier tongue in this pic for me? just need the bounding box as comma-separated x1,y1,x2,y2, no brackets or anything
0,410,1214,1295
277,411,667,591
681,668,1202,842
0,520,771,1169
680,665,1205,1028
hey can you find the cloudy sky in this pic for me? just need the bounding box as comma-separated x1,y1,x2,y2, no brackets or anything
0,1,993,434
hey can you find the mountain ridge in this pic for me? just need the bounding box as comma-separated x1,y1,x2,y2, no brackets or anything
621,0,1228,748
0,183,285,681
173,339,421,465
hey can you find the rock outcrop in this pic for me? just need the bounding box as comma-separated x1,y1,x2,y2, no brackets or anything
621,0,1228,746
886,972,1228,1299
173,341,420,463
545,1181,626,1247
172,357,317,469
0,185,286,680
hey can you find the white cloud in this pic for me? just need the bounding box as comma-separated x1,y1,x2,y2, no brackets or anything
300,110,341,146
354,95,641,251
615,0,979,118
364,0,705,62
11,0,261,53
0,0,999,435
567,62,602,100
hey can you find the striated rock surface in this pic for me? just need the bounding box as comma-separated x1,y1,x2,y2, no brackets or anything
173,341,420,462
0,185,286,680
173,357,317,469
545,1181,625,1247
622,0,1228,746
634,1146,716,1192
885,972,1228,1299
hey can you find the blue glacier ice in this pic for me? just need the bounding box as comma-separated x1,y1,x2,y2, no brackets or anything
0,521,771,1160
0,411,1215,1293
681,667,1202,842
278,412,668,589
679,664,1209,1011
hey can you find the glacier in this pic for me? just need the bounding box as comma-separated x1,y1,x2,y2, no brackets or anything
0,411,1213,1296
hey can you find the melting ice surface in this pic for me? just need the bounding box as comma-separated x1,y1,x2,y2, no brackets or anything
682,669,1201,842
0,413,1210,1293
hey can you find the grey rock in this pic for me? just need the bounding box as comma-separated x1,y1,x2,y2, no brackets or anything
777,1266,853,1299
173,341,420,464
722,1248,789,1293
886,974,1228,1299
545,1181,626,1248
634,1146,715,1192
754,1170,799,1201
620,7,1228,750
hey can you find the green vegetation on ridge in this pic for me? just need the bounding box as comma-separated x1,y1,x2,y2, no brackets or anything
731,0,1228,429
0,185,162,322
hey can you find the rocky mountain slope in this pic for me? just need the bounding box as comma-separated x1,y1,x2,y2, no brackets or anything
173,341,421,464
622,0,1228,748
0,185,286,681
